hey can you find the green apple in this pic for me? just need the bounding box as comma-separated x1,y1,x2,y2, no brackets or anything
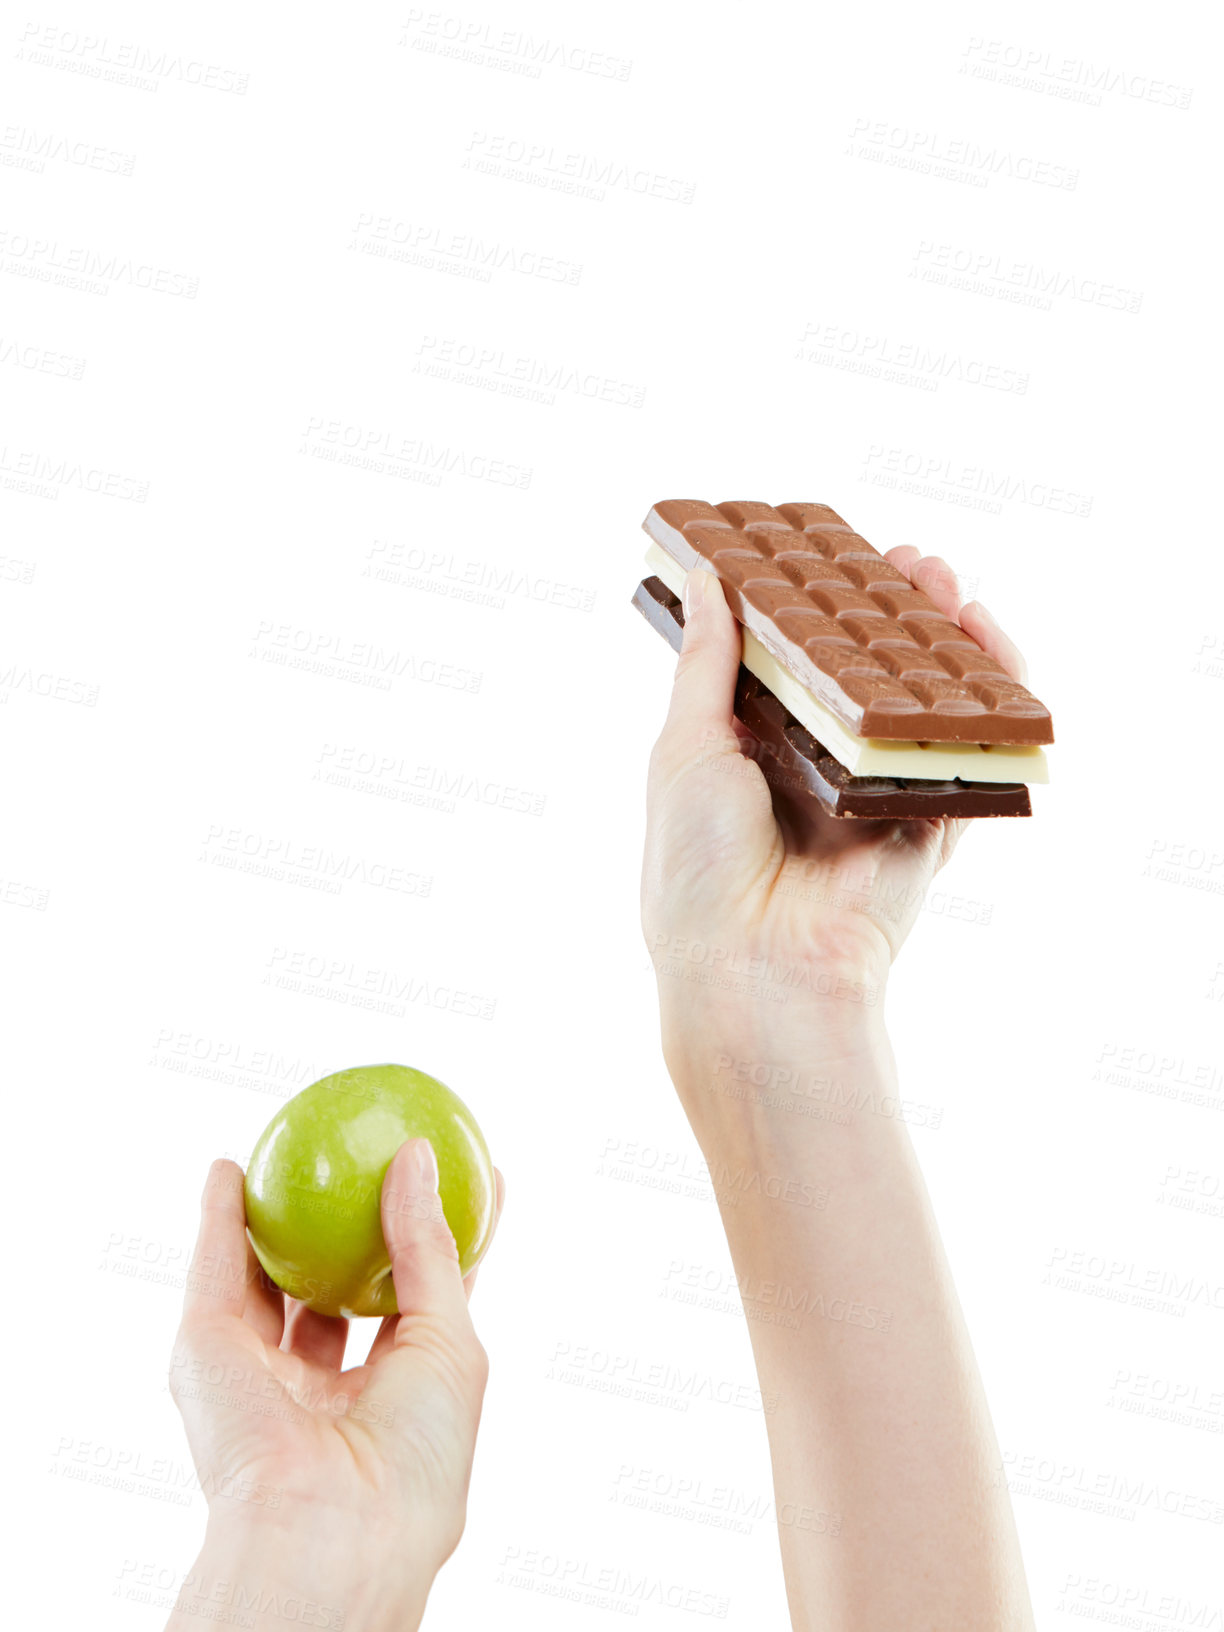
244,1062,495,1318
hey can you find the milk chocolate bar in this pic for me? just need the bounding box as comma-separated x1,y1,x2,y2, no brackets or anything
633,576,1031,819
643,500,1053,749
644,540,1045,783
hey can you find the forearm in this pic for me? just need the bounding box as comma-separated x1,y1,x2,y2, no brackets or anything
164,1511,436,1632
660,988,1034,1632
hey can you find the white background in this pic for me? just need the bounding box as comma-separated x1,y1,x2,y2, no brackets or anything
3,0,1221,1626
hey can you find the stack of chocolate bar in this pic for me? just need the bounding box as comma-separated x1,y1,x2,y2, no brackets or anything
632,500,1053,818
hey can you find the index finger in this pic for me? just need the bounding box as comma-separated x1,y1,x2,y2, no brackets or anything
958,602,1029,686
884,547,1029,685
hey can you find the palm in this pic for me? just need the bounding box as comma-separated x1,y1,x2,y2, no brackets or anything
176,1315,368,1493
654,744,960,970
768,797,963,963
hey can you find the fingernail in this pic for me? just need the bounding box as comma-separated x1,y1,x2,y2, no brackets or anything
970,600,997,628
411,1139,439,1193
682,569,709,618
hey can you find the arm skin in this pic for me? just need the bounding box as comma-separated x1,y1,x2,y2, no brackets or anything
642,556,1036,1631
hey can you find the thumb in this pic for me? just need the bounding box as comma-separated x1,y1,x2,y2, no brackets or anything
361,1140,488,1544
379,1139,471,1330
657,570,742,769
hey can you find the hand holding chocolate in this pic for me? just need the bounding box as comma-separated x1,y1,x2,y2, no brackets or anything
633,500,1053,819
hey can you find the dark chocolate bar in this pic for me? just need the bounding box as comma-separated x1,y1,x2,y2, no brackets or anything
633,576,1031,820
644,500,1053,746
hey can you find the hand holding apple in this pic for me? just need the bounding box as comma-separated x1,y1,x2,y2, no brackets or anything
165,1130,504,1632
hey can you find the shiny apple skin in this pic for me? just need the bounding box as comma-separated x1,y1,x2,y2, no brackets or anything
244,1063,495,1318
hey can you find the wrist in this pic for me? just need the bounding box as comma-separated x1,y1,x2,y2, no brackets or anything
655,971,893,1151
648,921,889,1021
165,1508,441,1632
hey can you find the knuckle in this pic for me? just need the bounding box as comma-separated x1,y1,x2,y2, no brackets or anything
421,1205,461,1258
465,1335,490,1386
389,1190,458,1248
672,640,707,681
647,734,689,797
167,1337,191,1400
435,1504,468,1563
410,1222,460,1269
